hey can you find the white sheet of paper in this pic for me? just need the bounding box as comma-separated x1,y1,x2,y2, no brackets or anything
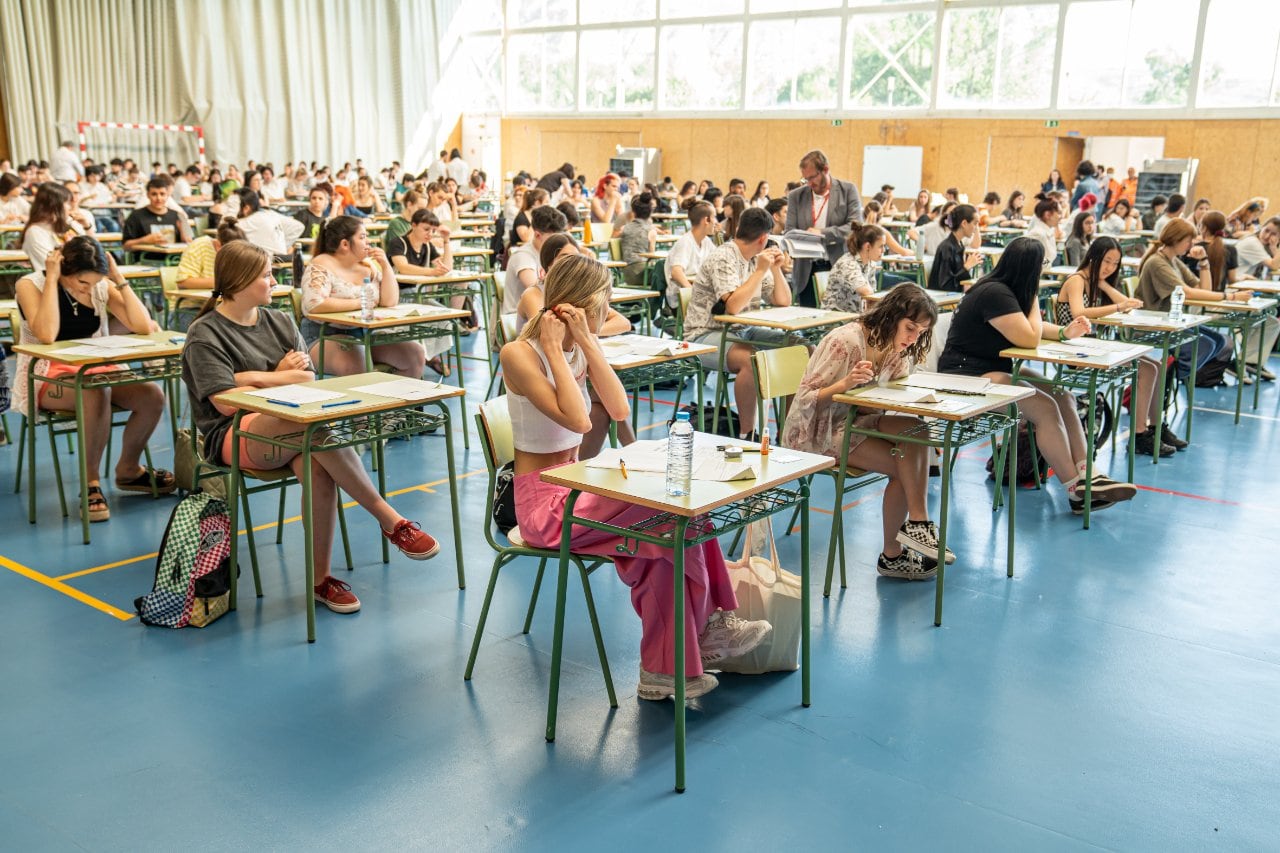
736,307,823,322
57,345,122,358
348,378,448,401
69,335,158,349
903,372,990,393
243,385,345,404
857,387,940,405
692,456,757,482
981,384,1031,398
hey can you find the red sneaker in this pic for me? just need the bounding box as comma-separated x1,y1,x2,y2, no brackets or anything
383,519,440,561
314,577,361,613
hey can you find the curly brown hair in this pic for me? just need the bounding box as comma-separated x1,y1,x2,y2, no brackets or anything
859,283,937,363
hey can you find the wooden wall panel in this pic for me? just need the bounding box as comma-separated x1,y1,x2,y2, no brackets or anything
988,136,1058,202
501,117,1280,214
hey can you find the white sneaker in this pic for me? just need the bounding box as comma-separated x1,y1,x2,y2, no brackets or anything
698,611,771,665
637,668,719,701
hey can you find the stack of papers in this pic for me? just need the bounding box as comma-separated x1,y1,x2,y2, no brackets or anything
243,385,345,405
586,440,757,483
903,372,991,395
736,307,825,322
600,334,690,366
57,336,163,358
348,378,448,401
356,305,453,320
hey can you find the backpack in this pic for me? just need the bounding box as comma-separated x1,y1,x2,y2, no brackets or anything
670,403,738,438
1193,347,1233,388
492,461,517,535
134,493,237,628
986,423,1050,488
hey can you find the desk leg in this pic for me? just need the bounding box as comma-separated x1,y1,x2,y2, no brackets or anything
1152,338,1170,465
1185,335,1200,445
375,419,389,565
695,365,705,431
227,411,243,611
1007,410,1017,578
546,490,579,743
1251,316,1265,411
673,515,690,794
824,418,854,597
800,484,811,708
443,407,465,589
1082,371,1098,530
1232,324,1245,424
316,326,327,376
75,377,91,545
934,423,955,627
26,370,37,524
302,430,317,643
1126,365,1137,485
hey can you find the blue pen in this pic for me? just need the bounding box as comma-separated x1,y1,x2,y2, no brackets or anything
169,336,185,344
321,399,359,409
266,399,301,408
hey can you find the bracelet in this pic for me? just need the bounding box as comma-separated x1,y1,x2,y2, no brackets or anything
1058,327,1067,342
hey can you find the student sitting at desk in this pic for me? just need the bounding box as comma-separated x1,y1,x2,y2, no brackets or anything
300,216,431,379
503,205,568,316
682,207,791,442
822,224,885,314
350,175,387,216
386,208,473,340
1235,216,1280,279
618,192,659,287
183,241,439,614
13,238,174,522
173,219,247,330
21,182,85,268
664,200,716,308
1054,237,1183,457
938,237,1138,515
1026,195,1062,272
1100,199,1138,235
383,189,428,247
122,177,192,261
1063,211,1095,268
293,185,333,242
502,253,769,699
234,189,304,258
1000,190,1028,228
517,234,634,457
1192,211,1279,381
783,284,950,579
0,172,32,223
927,204,981,293
1136,219,1247,383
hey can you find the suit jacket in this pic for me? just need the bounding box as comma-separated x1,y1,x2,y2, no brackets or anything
785,177,862,296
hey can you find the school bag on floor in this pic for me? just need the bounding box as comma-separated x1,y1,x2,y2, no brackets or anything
134,492,236,628
714,516,801,674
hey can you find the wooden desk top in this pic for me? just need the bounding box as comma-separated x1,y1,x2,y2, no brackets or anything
836,382,1034,421
306,305,470,330
116,264,161,279
1001,337,1151,370
1091,309,1211,332
1231,280,1280,295
882,254,924,265
610,288,661,304
1185,296,1277,313
170,285,293,302
14,331,183,365
396,271,486,286
638,251,669,261
453,248,493,258
865,288,962,308
601,335,717,370
0,250,31,264
715,306,855,332
215,371,464,425
541,438,833,518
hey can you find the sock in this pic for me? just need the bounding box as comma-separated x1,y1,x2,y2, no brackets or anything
1063,474,1081,494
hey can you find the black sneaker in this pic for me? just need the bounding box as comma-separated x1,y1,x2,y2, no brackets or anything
1069,493,1117,515
1085,475,1137,503
896,520,956,564
876,550,938,581
1159,422,1189,450
1134,430,1175,458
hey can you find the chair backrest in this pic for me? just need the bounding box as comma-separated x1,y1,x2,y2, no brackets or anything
751,345,810,436
813,270,830,304
476,396,513,551
609,237,622,262
159,266,180,293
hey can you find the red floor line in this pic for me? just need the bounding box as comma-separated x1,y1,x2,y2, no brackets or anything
1133,484,1244,507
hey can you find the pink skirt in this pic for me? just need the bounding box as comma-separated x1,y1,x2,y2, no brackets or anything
514,468,737,677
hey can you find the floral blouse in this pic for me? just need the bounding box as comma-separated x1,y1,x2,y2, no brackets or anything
822,253,874,314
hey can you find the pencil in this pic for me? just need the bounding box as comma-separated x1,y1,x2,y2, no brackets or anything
619,458,629,479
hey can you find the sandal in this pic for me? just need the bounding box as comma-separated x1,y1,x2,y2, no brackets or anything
114,467,178,495
427,356,452,378
85,485,110,522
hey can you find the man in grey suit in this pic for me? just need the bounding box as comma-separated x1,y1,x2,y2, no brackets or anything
784,149,863,307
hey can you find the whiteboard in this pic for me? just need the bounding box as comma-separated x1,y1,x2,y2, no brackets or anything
861,146,923,198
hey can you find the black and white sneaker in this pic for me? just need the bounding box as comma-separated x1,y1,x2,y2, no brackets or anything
896,520,956,564
877,550,938,581
1068,493,1117,515
1086,475,1137,503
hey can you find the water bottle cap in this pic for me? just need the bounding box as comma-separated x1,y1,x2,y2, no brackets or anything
676,412,691,422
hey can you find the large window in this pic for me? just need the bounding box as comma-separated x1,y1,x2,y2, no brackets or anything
477,0,1280,115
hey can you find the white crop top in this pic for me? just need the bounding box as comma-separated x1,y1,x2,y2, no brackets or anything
508,338,591,454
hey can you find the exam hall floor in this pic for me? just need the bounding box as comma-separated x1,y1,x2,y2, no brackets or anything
0,354,1277,852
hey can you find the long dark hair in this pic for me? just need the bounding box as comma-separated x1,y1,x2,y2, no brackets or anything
22,182,71,242
860,283,938,363
943,204,976,232
1068,211,1094,245
58,235,110,277
1075,236,1122,307
974,236,1044,315
316,215,363,256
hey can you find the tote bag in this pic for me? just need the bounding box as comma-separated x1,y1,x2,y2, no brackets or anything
714,517,801,674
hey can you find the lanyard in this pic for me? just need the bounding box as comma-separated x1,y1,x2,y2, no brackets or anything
811,191,829,228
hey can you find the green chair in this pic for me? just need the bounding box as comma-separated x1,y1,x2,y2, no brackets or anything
464,396,616,707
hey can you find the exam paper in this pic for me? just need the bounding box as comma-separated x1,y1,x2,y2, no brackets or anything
857,387,940,405
69,335,158,349
736,307,824,322
348,378,448,401
903,372,991,393
243,385,344,404
57,345,124,358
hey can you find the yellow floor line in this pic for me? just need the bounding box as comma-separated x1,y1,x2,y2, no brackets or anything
0,555,134,621
53,468,486,582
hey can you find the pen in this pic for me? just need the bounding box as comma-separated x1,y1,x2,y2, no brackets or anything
716,445,761,452
266,399,301,408
169,336,185,344
321,399,359,408
619,458,629,479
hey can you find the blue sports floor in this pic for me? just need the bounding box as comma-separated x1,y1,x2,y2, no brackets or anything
1,342,1278,852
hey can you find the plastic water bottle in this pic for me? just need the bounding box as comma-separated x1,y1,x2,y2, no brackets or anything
665,411,694,497
1169,284,1185,323
359,275,375,321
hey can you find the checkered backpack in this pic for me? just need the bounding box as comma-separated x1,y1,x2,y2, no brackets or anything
134,493,235,628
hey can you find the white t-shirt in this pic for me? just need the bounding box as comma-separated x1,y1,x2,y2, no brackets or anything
503,243,539,315
447,158,469,186
80,181,114,207
0,196,31,222
237,209,305,255
663,232,714,307
1099,213,1128,235
173,177,196,200
1235,234,1272,275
